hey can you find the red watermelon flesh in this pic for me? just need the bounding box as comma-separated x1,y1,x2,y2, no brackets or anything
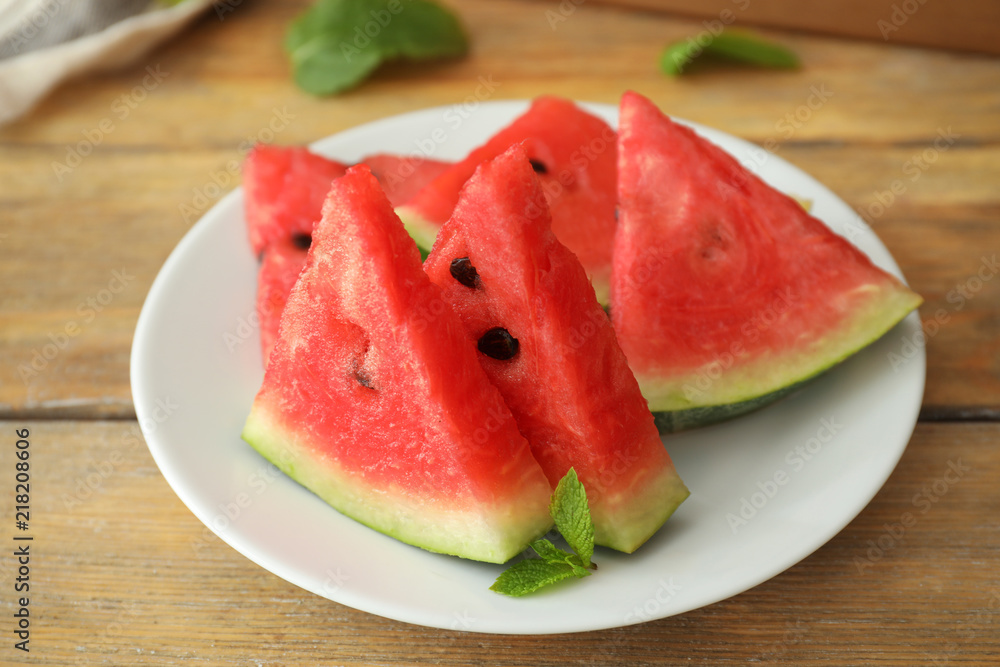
361,153,453,207
423,144,688,553
243,144,349,256
256,236,309,366
399,97,618,303
242,165,553,564
612,91,923,421
244,146,450,366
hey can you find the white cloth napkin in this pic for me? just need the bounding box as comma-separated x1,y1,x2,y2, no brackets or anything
0,0,214,125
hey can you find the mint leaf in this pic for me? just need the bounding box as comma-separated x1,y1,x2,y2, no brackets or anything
529,538,570,562
286,0,468,96
550,468,594,568
489,559,577,597
491,469,596,597
660,29,799,77
530,538,590,571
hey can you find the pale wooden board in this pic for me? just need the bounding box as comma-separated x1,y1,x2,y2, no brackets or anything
0,420,996,665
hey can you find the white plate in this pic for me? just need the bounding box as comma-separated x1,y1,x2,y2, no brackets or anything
131,101,925,635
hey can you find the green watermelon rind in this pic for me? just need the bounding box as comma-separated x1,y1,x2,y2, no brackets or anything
396,206,440,256
592,465,691,552
641,282,922,431
242,407,553,564
652,380,807,433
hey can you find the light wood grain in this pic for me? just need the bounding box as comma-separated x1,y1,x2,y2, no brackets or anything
1,0,998,418
0,420,996,665
0,1,998,663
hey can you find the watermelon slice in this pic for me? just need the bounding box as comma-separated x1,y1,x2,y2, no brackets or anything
256,236,310,365
243,145,348,363
243,145,349,256
244,146,451,364
612,91,923,431
242,165,554,563
399,97,618,303
361,153,453,207
424,144,688,553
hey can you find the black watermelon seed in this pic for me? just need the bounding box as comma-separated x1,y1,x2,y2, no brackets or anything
355,369,374,389
292,233,312,250
478,327,519,360
529,159,548,174
450,257,480,288
614,206,619,221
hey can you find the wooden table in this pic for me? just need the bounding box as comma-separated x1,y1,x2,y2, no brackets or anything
2,1,998,664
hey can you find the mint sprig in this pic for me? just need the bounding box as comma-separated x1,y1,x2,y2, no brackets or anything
660,29,799,77
490,469,596,597
286,0,468,96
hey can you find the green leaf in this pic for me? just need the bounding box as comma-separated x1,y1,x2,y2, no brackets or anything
286,0,468,96
529,538,569,562
489,559,578,597
490,469,598,597
550,468,594,568
660,29,799,76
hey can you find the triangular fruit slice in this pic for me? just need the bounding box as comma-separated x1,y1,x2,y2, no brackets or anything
361,153,453,207
255,236,310,366
400,96,618,303
243,145,349,364
242,165,553,563
612,91,923,432
424,144,689,553
244,146,447,365
243,145,349,256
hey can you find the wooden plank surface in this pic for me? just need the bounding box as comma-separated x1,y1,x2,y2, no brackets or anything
0,0,998,663
0,420,996,665
590,0,1000,55
1,0,998,418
